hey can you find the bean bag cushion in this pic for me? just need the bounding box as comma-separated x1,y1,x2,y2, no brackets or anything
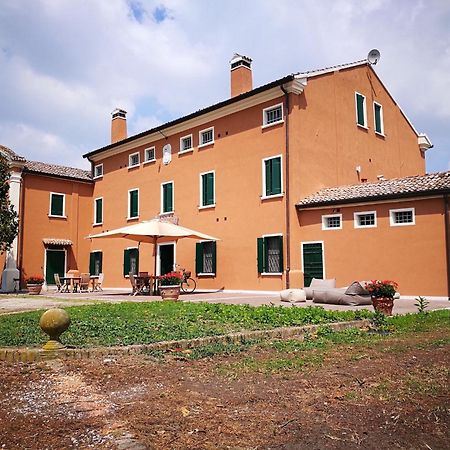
280,289,306,303
312,288,372,306
304,278,336,299
345,281,370,296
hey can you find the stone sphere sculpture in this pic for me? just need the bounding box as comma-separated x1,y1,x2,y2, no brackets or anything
39,308,71,350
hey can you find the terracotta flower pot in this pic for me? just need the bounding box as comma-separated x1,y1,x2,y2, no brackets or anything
159,285,181,301
27,284,43,295
372,297,394,315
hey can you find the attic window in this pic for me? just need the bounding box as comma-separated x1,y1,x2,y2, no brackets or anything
263,104,283,127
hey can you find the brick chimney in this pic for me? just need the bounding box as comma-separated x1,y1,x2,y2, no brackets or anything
230,54,253,97
111,108,127,143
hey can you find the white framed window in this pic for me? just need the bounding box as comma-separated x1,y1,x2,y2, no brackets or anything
262,103,284,128
128,152,140,168
199,127,214,148
390,208,415,226
94,197,103,225
180,134,193,153
94,163,103,179
161,181,174,214
128,188,139,220
199,171,215,209
49,192,66,218
355,92,367,128
257,233,283,275
322,214,342,230
196,240,216,276
373,102,384,135
354,211,377,228
262,155,283,199
144,147,156,164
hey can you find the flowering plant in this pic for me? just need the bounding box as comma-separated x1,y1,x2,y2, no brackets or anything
26,275,44,285
158,271,183,286
365,280,398,299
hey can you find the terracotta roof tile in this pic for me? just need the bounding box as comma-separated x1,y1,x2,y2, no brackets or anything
0,145,26,162
297,171,450,208
24,160,92,182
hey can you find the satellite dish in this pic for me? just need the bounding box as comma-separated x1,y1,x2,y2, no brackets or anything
367,49,381,65
162,144,172,165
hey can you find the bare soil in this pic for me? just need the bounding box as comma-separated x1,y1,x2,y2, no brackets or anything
0,330,449,450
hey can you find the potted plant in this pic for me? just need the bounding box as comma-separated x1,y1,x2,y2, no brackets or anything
365,280,398,315
158,271,183,300
26,275,45,295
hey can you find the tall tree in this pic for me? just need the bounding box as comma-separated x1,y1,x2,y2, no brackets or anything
0,154,19,254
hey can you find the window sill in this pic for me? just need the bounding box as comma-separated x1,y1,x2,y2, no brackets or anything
143,159,156,165
127,216,139,221
159,211,174,216
375,131,385,137
198,141,214,149
356,123,368,130
128,164,140,170
354,225,377,229
261,193,284,200
48,215,67,219
261,272,283,276
390,222,415,227
198,273,215,277
198,204,215,210
261,120,284,129
322,227,342,231
93,175,103,180
179,148,193,155
93,222,103,227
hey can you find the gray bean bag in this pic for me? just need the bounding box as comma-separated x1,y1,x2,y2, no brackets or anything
312,281,372,306
304,278,336,300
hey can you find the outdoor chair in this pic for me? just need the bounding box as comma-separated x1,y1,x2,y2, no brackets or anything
129,272,140,296
96,273,104,291
54,273,62,292
79,273,90,292
139,271,148,277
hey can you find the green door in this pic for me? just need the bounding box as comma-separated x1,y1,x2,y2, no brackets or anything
45,249,66,285
302,243,324,287
159,244,174,275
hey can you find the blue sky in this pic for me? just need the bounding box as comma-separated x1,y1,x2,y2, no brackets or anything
0,0,449,173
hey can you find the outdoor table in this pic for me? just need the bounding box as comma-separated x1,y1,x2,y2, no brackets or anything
60,277,81,293
134,275,159,295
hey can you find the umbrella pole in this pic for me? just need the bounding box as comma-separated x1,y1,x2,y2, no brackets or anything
153,236,157,295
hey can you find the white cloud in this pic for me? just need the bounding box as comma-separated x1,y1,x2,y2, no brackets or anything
0,0,449,172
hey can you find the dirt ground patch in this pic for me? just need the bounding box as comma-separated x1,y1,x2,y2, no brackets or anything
0,328,449,449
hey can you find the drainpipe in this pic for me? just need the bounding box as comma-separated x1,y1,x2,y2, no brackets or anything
280,84,291,289
18,173,26,287
444,194,450,298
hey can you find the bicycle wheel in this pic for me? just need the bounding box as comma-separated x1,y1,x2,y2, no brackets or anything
181,277,196,293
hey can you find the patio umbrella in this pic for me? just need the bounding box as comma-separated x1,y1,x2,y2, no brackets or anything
87,219,219,289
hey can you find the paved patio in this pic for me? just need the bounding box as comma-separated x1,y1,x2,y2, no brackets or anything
0,288,448,315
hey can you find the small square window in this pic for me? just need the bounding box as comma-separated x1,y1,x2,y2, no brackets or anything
199,127,214,147
354,211,376,228
390,208,415,226
263,104,283,127
144,147,155,163
180,135,193,153
94,164,103,179
128,152,140,168
322,214,342,230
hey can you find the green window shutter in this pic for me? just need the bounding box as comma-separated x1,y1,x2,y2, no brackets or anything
89,252,95,275
195,242,203,275
51,194,64,216
257,237,265,274
97,252,103,275
130,190,138,218
272,158,281,195
202,173,214,206
211,241,217,274
374,103,382,133
95,198,103,223
277,235,284,272
163,183,173,212
130,248,139,275
123,249,130,276
356,94,365,126
264,160,271,196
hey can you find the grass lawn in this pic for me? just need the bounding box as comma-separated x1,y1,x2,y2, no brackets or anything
0,301,372,348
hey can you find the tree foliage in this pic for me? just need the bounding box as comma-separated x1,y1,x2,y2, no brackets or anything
0,154,19,254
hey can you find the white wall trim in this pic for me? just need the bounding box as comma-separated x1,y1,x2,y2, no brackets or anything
354,210,377,228
261,154,283,199
156,241,176,276
160,181,174,214
389,207,415,227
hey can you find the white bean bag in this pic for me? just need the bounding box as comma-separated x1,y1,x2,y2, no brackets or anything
280,289,306,303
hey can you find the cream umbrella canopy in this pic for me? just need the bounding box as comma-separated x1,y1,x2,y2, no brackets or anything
87,219,219,289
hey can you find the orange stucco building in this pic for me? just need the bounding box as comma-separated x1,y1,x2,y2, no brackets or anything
2,54,447,296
